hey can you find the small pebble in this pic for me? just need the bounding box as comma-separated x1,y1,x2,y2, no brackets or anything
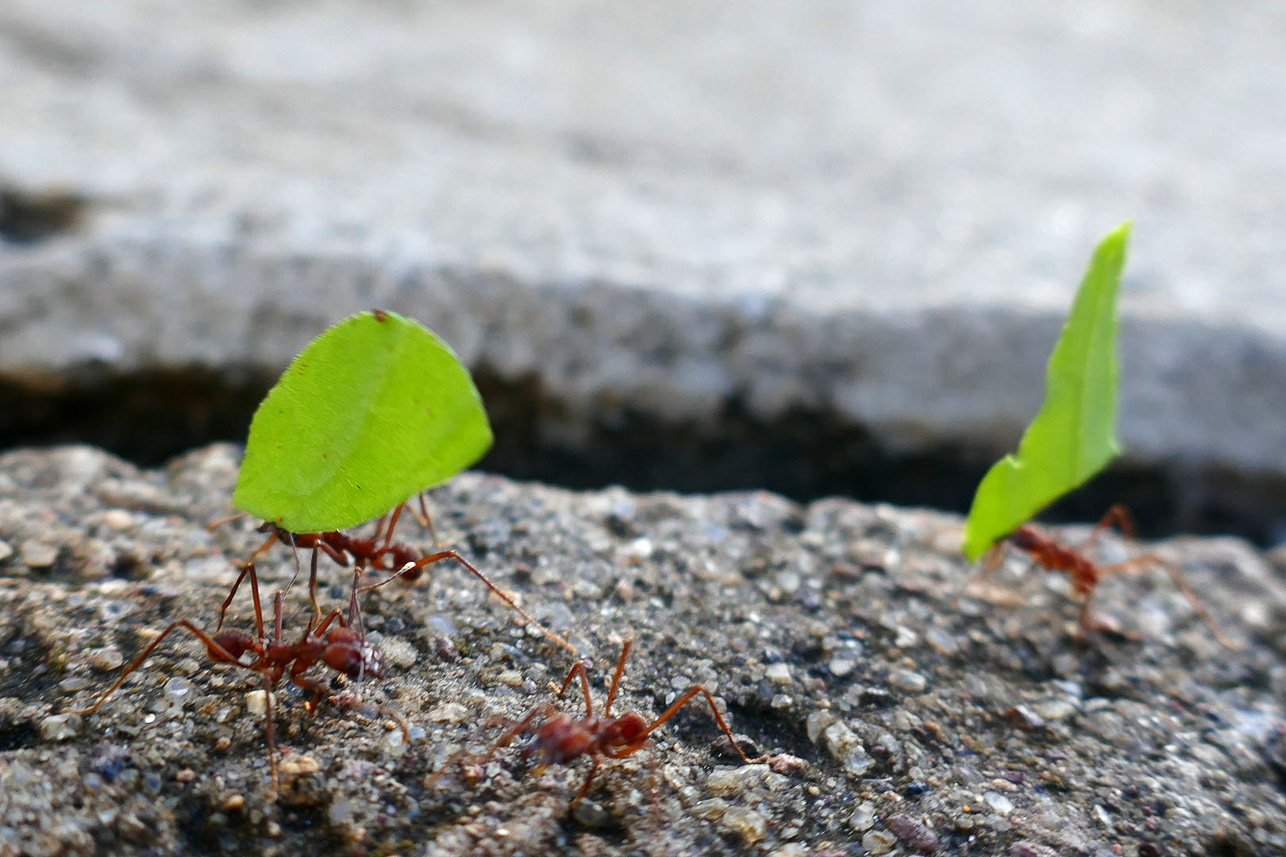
175,768,196,783
889,668,927,694
829,658,855,677
823,721,874,775
924,626,959,655
164,677,195,707
88,647,125,672
0,539,13,563
381,728,408,755
1008,842,1059,857
572,802,612,828
767,753,807,777
706,765,783,796
21,540,59,569
885,812,939,853
426,702,470,723
280,755,320,776
765,663,792,684
1006,705,1045,731
862,829,898,855
691,798,728,821
722,807,767,844
245,690,273,716
984,791,1013,815
850,801,877,832
222,794,245,812
103,509,135,530
1034,700,1077,722
806,710,836,743
40,713,79,742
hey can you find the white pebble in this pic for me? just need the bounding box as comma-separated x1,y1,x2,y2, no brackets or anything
984,791,1013,815
765,663,792,684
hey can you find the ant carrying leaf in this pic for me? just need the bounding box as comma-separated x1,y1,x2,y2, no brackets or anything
233,309,492,534
961,223,1129,562
957,224,1236,647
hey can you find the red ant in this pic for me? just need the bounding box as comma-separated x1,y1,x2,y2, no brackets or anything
68,563,404,801
220,497,576,655
427,639,769,807
973,505,1238,648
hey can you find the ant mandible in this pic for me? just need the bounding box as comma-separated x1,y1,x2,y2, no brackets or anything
976,505,1238,648
428,639,769,807
222,497,577,655
68,563,402,802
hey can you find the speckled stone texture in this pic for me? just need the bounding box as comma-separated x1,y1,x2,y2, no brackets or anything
1,446,1284,856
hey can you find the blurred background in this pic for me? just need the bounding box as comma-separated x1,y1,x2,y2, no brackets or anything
2,0,1285,542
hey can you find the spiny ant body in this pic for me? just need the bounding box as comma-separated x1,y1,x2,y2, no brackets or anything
984,505,1237,648
429,640,769,806
69,563,397,801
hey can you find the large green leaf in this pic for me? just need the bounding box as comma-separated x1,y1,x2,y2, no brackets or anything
961,223,1129,561
233,310,493,533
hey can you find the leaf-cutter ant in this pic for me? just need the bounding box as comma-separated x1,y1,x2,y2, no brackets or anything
68,563,406,801
973,505,1238,648
427,639,770,807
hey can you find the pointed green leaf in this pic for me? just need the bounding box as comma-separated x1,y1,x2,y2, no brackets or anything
233,310,492,533
961,223,1130,560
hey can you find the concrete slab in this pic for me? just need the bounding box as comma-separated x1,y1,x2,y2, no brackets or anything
2,1,1285,529
2,444,1284,855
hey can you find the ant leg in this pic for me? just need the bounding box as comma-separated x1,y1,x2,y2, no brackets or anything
1073,584,1112,638
360,550,577,656
345,567,366,642
603,640,632,717
68,620,254,715
569,757,601,807
954,540,1012,607
257,669,281,803
555,660,595,717
425,703,559,789
1076,504,1136,552
635,685,769,765
414,493,439,544
207,511,247,531
379,504,405,550
216,563,252,633
216,563,268,649
1098,555,1240,649
371,509,392,546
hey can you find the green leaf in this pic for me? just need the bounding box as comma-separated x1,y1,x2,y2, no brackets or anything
233,310,493,533
961,223,1130,561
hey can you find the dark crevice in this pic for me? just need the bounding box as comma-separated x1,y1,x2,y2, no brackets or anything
0,721,39,751
0,185,89,244
1,368,1285,546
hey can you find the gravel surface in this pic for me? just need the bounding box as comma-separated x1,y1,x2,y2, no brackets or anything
1,445,1284,856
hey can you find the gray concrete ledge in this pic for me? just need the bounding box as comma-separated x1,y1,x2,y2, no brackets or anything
2,1,1286,512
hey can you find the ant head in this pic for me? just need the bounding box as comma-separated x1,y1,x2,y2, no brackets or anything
613,712,649,743
1010,526,1040,550
323,638,386,681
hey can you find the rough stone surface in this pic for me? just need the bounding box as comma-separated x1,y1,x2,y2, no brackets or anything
1,444,1285,855
2,2,1286,490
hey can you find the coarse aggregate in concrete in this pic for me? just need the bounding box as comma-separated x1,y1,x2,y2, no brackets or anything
1,445,1284,856
3,1,1286,488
